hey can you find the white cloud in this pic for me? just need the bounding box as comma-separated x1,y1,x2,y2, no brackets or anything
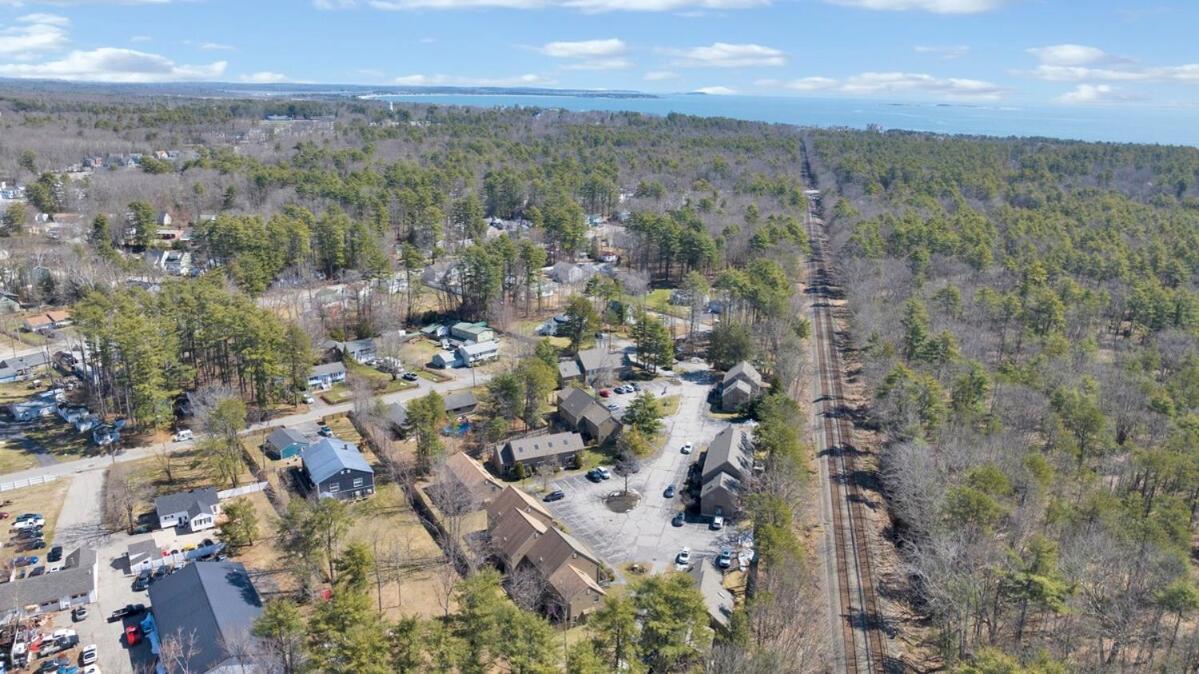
0,47,226,82
825,0,1006,13
914,44,969,59
335,0,768,12
240,71,288,83
671,42,785,68
199,42,236,51
129,35,151,43
0,13,70,57
563,58,632,70
1056,83,1119,104
538,38,626,58
394,73,556,87
1027,44,1110,67
759,71,1006,100
692,85,735,95
643,70,678,81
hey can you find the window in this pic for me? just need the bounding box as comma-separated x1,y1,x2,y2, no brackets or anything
329,483,340,493
353,478,364,488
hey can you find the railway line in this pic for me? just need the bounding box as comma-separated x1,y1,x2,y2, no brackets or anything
801,149,890,673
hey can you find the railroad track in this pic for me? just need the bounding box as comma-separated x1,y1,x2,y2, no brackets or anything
801,149,890,673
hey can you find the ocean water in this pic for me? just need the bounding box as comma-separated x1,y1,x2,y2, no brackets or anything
375,93,1199,148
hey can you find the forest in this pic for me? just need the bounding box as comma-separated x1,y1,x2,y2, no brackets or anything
809,129,1199,671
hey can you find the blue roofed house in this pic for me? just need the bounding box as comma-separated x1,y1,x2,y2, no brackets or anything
302,437,375,501
307,362,347,389
145,561,263,674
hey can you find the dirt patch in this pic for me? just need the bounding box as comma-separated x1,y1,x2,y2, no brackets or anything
0,478,69,569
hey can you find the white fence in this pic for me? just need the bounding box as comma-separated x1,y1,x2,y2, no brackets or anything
0,474,57,493
217,481,268,500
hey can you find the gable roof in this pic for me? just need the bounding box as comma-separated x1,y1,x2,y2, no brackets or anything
0,547,96,611
497,432,584,466
486,485,552,526
547,563,606,601
490,507,549,565
556,387,594,419
265,427,307,451
576,347,615,374
155,487,219,519
127,539,159,565
524,526,600,580
443,390,479,411
723,361,763,388
385,402,408,427
700,471,743,498
302,437,373,485
690,563,734,627
458,341,498,357
442,451,502,501
148,562,263,674
703,427,753,481
310,361,346,378
558,360,582,379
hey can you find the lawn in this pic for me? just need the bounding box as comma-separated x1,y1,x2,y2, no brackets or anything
347,361,419,395
418,368,454,383
0,380,52,405
322,414,364,447
624,289,690,320
319,384,352,404
127,447,256,501
0,440,42,474
23,419,92,459
0,478,69,568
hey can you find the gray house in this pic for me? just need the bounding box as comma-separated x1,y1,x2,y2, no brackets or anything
556,388,621,444
491,431,585,476
147,562,263,674
0,547,98,623
155,487,220,532
264,427,308,460
307,362,347,389
443,390,479,415
302,437,375,501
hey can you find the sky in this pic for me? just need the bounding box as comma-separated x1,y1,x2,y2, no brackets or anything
0,0,1196,108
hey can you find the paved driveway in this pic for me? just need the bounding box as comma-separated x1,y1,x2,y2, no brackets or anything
544,362,751,575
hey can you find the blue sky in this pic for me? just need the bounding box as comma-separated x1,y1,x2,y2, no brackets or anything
0,0,1196,107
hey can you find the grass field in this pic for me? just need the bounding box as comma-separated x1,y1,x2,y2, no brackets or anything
0,478,69,568
0,440,42,473
0,380,52,405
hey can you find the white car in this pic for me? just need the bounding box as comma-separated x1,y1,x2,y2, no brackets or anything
711,515,725,531
171,429,193,442
681,442,693,455
81,644,98,665
302,393,315,404
12,517,44,530
676,547,691,566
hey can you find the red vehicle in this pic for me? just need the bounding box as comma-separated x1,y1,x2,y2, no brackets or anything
125,624,141,646
0,512,9,519
598,389,611,398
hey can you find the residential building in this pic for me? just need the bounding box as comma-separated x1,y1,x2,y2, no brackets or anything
575,347,619,385
146,562,263,674
457,340,499,366
721,361,765,411
443,390,479,415
0,351,49,383
691,564,735,629
556,388,621,444
557,359,582,383
420,323,450,340
0,548,98,623
8,388,62,421
450,321,495,344
145,249,193,276
491,431,585,476
302,437,375,500
440,451,502,505
486,485,553,529
326,338,377,363
126,540,161,575
263,427,308,460
699,471,743,518
45,310,72,328
155,487,220,532
701,427,753,484
550,262,592,285
384,402,408,435
431,350,457,369
307,362,346,389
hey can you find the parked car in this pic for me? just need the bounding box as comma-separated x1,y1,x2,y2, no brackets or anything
710,515,725,531
717,548,734,569
12,517,45,530
72,606,88,622
676,547,691,566
680,442,693,454
586,469,603,483
109,604,146,622
13,555,37,566
595,467,610,480
402,372,419,382
38,658,69,672
302,393,316,404
124,625,141,647
47,545,63,562
664,484,676,499
672,512,685,527
598,389,611,398
80,645,97,666
15,512,42,521
29,565,46,577
543,489,566,503
0,511,9,519
132,569,151,591
318,425,333,437
22,539,46,551
171,429,193,442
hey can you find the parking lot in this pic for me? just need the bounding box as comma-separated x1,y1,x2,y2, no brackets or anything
544,361,753,575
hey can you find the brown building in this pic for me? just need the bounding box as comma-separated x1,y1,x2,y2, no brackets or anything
556,388,622,445
721,361,765,412
491,431,585,476
701,427,753,484
441,452,503,505
700,471,743,518
486,485,553,529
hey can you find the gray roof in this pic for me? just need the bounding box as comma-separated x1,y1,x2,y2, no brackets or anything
149,562,263,674
723,361,763,388
155,487,219,520
265,427,308,452
385,402,408,427
556,388,594,419
497,432,584,466
557,359,582,379
576,348,615,374
703,427,753,482
0,547,96,611
127,539,159,564
310,361,346,378
700,471,742,498
303,437,373,485
458,340,498,357
690,563,734,627
332,338,375,359
0,352,49,379
443,390,479,412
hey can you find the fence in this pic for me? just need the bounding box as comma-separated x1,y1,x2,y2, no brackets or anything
217,481,269,500
0,474,57,493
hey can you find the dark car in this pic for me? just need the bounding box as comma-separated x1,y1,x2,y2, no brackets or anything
132,569,151,591
543,490,566,503
22,539,46,551
29,566,45,577
47,545,63,563
672,512,685,527
664,484,676,499
109,603,146,622
71,606,88,622
402,372,419,382
586,469,603,483
13,555,37,567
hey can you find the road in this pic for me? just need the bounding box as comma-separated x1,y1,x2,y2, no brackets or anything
802,150,890,673
0,369,489,485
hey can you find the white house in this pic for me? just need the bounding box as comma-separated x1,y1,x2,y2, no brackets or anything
155,487,220,532
457,340,499,366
